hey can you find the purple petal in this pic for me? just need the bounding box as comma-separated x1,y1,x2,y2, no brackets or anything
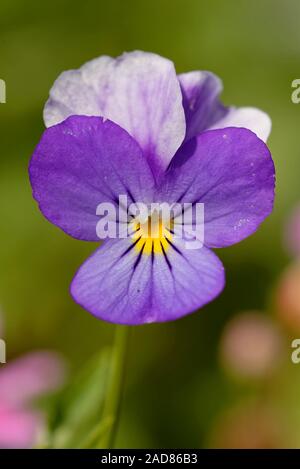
179,71,227,141
44,51,186,177
179,72,271,142
29,115,155,241
0,351,65,407
70,238,224,325
159,127,275,248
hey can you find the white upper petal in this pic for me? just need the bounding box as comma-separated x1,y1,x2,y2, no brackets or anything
44,51,186,175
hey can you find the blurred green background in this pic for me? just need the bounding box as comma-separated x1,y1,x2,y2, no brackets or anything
1,0,300,448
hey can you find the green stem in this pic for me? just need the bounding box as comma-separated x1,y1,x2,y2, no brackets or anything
96,325,130,449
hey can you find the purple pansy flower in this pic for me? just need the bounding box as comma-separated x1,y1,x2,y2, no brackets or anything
29,51,275,325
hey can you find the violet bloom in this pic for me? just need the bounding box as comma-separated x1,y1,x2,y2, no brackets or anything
29,51,275,325
0,351,65,448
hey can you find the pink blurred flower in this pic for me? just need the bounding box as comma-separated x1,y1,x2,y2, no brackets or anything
0,351,65,448
220,312,283,379
0,351,65,407
0,316,3,337
284,204,300,257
